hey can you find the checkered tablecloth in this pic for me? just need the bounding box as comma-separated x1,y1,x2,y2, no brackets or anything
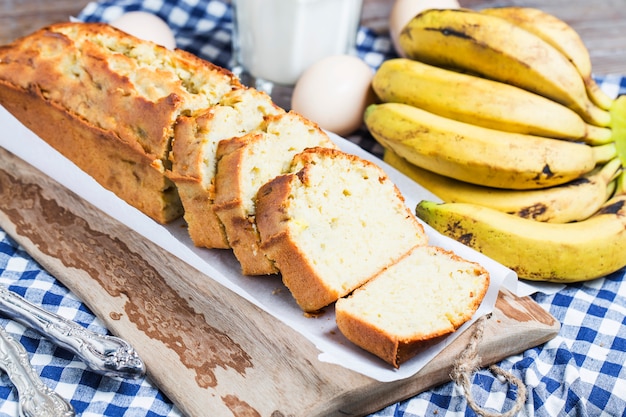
1,0,626,415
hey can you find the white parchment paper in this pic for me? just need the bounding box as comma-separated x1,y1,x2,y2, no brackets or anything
1,106,518,382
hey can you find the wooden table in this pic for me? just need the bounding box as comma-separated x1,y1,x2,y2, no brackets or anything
2,0,626,75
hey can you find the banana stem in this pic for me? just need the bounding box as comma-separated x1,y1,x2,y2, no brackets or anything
592,142,618,164
584,124,613,145
610,95,626,168
615,170,626,196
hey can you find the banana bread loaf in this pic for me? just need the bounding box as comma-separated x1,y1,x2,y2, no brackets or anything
0,22,241,223
1,22,491,368
255,147,429,312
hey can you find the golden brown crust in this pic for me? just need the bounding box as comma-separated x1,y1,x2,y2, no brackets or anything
2,23,185,159
335,309,401,367
256,173,341,309
336,304,459,368
168,111,230,248
0,79,183,223
213,133,278,274
0,22,240,224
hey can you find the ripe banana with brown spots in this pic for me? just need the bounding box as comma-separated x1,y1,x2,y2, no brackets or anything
480,6,614,111
364,102,616,190
372,58,612,144
385,149,621,223
414,171,626,282
398,8,611,127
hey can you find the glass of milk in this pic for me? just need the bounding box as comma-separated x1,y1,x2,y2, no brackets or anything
231,0,363,108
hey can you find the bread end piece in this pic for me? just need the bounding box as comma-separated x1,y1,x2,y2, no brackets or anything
335,245,490,368
0,22,248,223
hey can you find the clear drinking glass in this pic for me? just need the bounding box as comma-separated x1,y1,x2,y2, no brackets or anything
231,0,363,108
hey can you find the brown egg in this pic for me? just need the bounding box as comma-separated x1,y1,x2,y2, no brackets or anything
291,55,376,137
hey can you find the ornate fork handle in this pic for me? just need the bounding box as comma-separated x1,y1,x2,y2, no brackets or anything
0,285,145,379
0,325,75,417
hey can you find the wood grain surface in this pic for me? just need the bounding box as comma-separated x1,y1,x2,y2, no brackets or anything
0,145,559,416
1,0,625,75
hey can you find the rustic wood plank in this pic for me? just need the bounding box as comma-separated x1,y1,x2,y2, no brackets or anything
0,144,559,416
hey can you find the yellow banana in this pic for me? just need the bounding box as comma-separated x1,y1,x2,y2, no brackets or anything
481,6,614,111
398,8,611,127
372,58,612,144
414,171,626,282
385,149,621,223
364,102,616,190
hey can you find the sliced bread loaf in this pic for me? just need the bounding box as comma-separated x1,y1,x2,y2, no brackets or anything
335,245,490,368
213,112,337,275
0,22,241,223
255,147,428,311
168,87,284,248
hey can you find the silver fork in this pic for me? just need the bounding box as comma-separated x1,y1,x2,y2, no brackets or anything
0,324,75,417
0,284,146,379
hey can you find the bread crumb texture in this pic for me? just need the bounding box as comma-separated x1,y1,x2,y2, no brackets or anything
286,149,427,294
335,245,490,366
239,112,335,215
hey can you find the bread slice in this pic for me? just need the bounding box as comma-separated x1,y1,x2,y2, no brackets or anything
213,112,338,275
335,245,490,368
0,22,240,223
255,147,428,311
168,87,284,249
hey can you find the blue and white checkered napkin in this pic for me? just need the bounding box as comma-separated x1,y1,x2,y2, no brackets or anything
77,0,397,71
1,0,626,415
0,231,182,417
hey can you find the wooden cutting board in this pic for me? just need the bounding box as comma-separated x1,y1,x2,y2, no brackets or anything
0,147,560,417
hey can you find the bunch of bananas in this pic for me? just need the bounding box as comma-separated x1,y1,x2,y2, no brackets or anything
364,7,626,282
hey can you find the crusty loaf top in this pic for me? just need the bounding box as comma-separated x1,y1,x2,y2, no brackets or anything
0,22,241,161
